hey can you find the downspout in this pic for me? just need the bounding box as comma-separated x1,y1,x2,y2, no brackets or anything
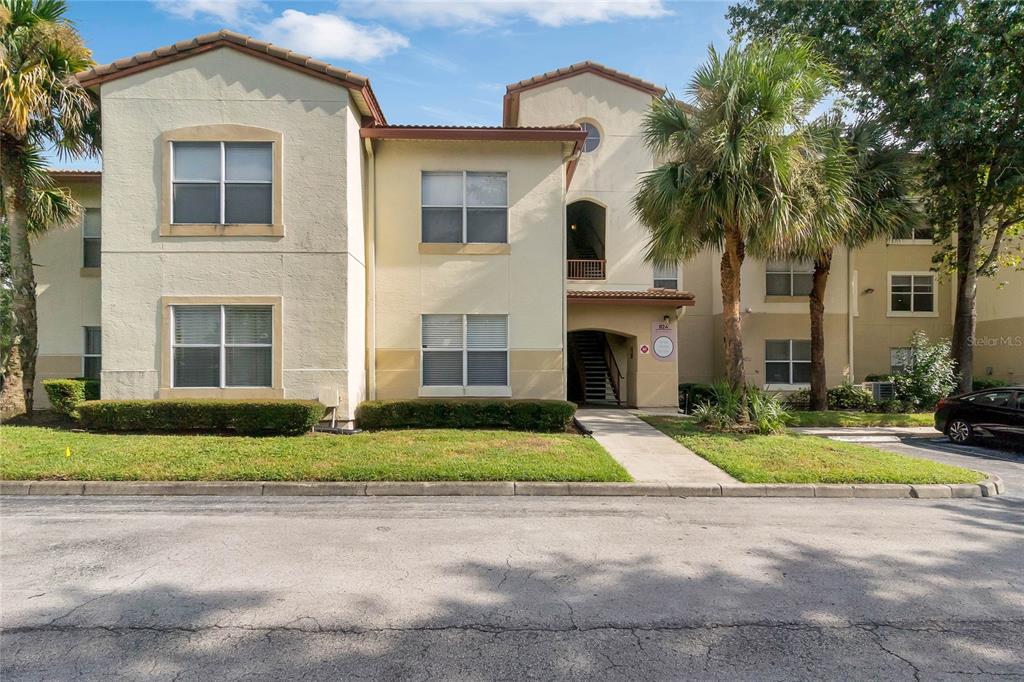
364,137,377,400
847,245,855,382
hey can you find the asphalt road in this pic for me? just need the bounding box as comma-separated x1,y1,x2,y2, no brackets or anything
2,439,1022,681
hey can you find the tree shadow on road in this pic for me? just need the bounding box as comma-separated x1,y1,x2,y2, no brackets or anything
2,499,1023,680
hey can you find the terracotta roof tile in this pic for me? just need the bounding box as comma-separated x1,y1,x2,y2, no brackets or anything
506,60,664,96
567,289,696,305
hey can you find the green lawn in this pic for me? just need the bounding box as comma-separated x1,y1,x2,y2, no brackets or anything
642,416,982,484
785,411,936,428
0,426,630,482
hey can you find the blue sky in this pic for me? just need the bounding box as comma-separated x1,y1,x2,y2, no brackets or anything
61,0,734,168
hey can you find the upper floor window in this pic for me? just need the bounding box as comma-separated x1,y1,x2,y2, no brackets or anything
579,122,601,153
421,171,507,244
765,339,811,385
171,141,273,225
82,208,101,268
891,225,935,243
421,314,508,387
766,260,814,296
83,326,101,380
888,273,935,315
653,263,678,290
171,305,273,388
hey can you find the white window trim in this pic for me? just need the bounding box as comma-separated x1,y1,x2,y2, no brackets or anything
889,226,935,245
766,260,814,297
170,141,273,226
419,314,511,398
887,271,938,317
764,339,811,386
653,263,679,290
170,305,274,389
576,119,602,153
421,171,509,244
82,326,101,380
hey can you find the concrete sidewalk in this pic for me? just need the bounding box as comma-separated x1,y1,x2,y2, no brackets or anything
575,408,736,484
789,426,939,443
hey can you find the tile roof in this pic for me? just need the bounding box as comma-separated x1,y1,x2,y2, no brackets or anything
567,289,696,305
506,60,664,96
76,29,385,124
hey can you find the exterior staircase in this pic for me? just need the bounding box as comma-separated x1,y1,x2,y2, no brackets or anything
570,331,621,406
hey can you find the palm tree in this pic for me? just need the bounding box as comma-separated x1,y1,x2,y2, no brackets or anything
632,38,834,403
1,0,98,415
791,117,921,411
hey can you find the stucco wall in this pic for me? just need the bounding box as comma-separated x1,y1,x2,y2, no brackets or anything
974,267,1024,383
851,239,953,381
98,46,364,417
32,178,102,407
371,139,566,400
516,73,665,292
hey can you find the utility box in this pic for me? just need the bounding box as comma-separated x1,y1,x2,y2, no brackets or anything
318,386,340,408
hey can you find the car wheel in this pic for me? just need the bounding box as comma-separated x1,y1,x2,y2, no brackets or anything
947,419,973,444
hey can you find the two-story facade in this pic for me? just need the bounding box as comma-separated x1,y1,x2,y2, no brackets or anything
31,30,1023,418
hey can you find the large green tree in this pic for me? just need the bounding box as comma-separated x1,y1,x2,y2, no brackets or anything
1,0,97,414
632,38,835,403
729,0,1024,394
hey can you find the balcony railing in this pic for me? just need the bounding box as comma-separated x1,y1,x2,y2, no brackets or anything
567,259,606,280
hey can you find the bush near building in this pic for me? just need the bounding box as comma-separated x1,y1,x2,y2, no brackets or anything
356,399,577,432
78,399,324,436
42,378,100,420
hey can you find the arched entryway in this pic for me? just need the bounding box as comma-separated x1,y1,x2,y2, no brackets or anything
567,329,636,407
566,200,606,280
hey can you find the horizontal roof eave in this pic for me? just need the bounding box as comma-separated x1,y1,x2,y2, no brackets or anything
360,125,586,144
567,289,696,307
75,29,385,125
48,169,102,181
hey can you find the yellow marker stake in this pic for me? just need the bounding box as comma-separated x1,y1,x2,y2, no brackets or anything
65,447,71,458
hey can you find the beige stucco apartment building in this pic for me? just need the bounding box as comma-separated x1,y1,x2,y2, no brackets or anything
31,30,1023,417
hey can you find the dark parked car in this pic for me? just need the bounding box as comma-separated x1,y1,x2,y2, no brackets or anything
934,386,1024,445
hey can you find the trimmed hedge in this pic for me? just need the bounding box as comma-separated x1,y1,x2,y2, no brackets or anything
78,399,325,436
972,377,1009,391
355,399,576,432
42,378,100,420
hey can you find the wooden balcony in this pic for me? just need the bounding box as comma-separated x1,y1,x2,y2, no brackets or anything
567,259,606,280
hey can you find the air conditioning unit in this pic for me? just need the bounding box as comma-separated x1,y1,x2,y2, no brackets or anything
862,381,896,402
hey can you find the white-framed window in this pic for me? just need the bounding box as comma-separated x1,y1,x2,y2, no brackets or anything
765,340,811,385
579,121,601,153
171,141,273,225
171,305,273,388
421,171,508,244
890,347,912,374
421,314,509,388
766,259,814,296
653,262,678,290
82,208,101,268
83,326,101,380
888,272,936,315
890,225,935,244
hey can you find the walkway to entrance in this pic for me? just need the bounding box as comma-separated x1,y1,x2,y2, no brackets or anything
576,408,737,484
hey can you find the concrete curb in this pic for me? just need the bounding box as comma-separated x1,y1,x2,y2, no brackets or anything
0,475,1004,499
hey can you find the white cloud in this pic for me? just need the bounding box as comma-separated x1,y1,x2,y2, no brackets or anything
153,0,267,24
345,0,670,28
260,10,409,62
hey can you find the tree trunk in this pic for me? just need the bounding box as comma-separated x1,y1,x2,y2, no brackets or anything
808,250,832,412
951,203,980,395
720,225,746,417
0,345,26,419
7,199,38,417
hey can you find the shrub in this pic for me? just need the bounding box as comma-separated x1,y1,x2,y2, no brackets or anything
827,383,874,410
678,383,715,413
891,331,959,409
355,399,576,432
972,377,1009,391
692,402,732,430
784,388,811,411
746,386,790,434
874,399,907,414
42,378,100,420
77,399,324,436
863,373,892,382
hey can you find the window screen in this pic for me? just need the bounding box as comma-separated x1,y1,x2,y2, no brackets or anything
172,305,273,388
83,208,101,268
421,314,508,387
172,142,273,225
765,340,811,384
421,171,507,243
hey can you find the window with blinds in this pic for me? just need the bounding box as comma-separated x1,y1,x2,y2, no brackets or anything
83,208,101,268
172,142,273,224
172,305,273,387
653,262,678,289
422,171,508,243
421,314,508,387
765,340,811,385
83,326,101,380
